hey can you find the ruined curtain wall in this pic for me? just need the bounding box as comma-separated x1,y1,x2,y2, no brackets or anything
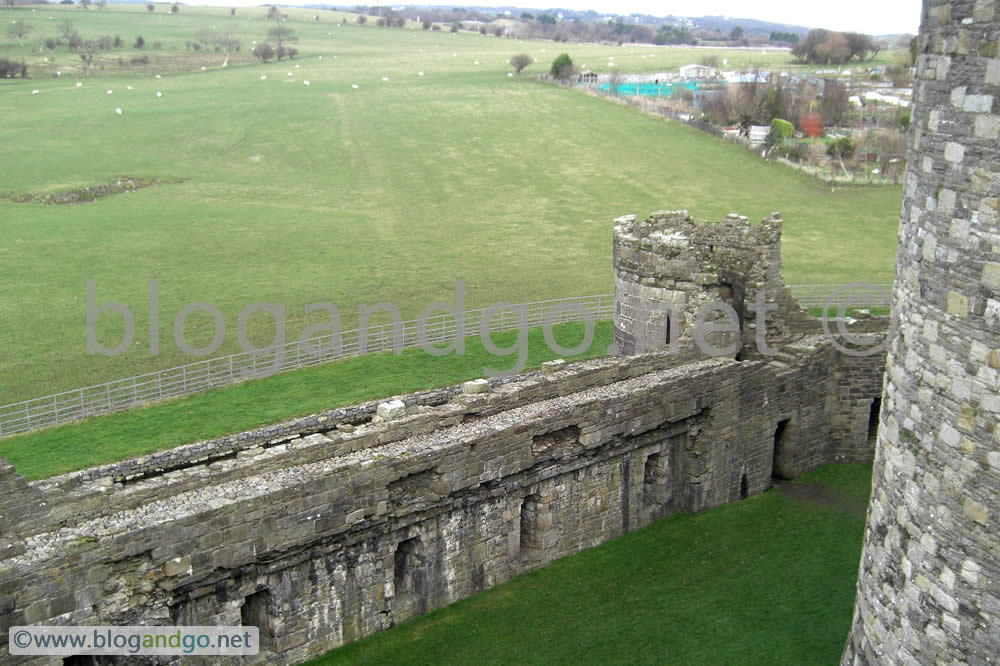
1,338,884,664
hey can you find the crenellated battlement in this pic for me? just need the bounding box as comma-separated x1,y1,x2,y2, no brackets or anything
613,210,810,358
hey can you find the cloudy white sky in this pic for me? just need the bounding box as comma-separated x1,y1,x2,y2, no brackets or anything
577,0,923,34
197,0,923,36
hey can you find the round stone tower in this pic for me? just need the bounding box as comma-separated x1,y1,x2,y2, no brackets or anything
612,210,803,358
843,1,1000,663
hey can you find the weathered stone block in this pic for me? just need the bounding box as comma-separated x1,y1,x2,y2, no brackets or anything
376,400,406,421
963,94,994,113
944,141,965,163
974,114,1000,138
947,291,969,316
542,359,566,375
462,379,489,395
963,498,989,525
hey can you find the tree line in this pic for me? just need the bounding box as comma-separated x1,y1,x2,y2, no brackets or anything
792,29,881,65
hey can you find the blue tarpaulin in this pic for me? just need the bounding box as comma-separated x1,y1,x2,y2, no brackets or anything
595,81,701,96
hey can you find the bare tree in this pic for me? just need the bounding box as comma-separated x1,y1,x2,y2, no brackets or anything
845,32,878,61
815,32,851,64
866,128,907,181
58,20,75,39
509,53,531,74
827,136,855,177
6,20,31,46
607,68,625,96
3,0,14,11
794,28,874,64
219,33,240,64
806,142,828,177
253,41,274,62
267,24,296,48
197,29,240,66
728,68,768,137
670,86,695,109
629,25,654,43
79,39,96,75
820,79,850,127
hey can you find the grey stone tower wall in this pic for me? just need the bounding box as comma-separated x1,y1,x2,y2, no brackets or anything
843,1,1000,663
612,210,809,359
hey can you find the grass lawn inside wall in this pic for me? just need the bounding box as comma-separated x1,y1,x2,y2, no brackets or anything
308,463,873,666
0,321,613,480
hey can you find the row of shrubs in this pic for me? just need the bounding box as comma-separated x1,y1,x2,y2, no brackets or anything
185,41,240,54
44,34,159,51
0,58,29,79
252,44,297,62
44,34,120,51
51,54,149,76
357,14,509,35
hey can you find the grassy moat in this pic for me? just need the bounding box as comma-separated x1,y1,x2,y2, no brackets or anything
310,463,872,665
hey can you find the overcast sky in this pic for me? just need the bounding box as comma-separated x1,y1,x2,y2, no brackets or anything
196,0,923,36
572,0,924,34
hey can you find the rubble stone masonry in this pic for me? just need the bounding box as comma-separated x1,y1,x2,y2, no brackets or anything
0,327,886,663
842,0,1000,663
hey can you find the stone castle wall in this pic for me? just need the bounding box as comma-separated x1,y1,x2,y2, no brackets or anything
842,0,1000,663
0,201,896,664
0,327,887,664
613,210,811,358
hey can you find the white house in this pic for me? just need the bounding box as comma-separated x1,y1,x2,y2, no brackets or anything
678,64,716,80
748,125,770,146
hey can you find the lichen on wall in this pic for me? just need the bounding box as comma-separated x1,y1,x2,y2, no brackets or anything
842,1,1000,663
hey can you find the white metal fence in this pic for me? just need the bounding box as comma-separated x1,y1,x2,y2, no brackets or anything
786,283,894,308
0,285,893,438
0,294,615,438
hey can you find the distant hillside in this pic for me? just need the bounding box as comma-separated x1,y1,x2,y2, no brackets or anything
680,15,810,37
150,0,814,37
390,6,812,35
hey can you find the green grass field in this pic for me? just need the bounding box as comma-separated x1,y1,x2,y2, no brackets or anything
309,462,873,665
2,14,884,661
0,5,904,406
0,321,612,479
